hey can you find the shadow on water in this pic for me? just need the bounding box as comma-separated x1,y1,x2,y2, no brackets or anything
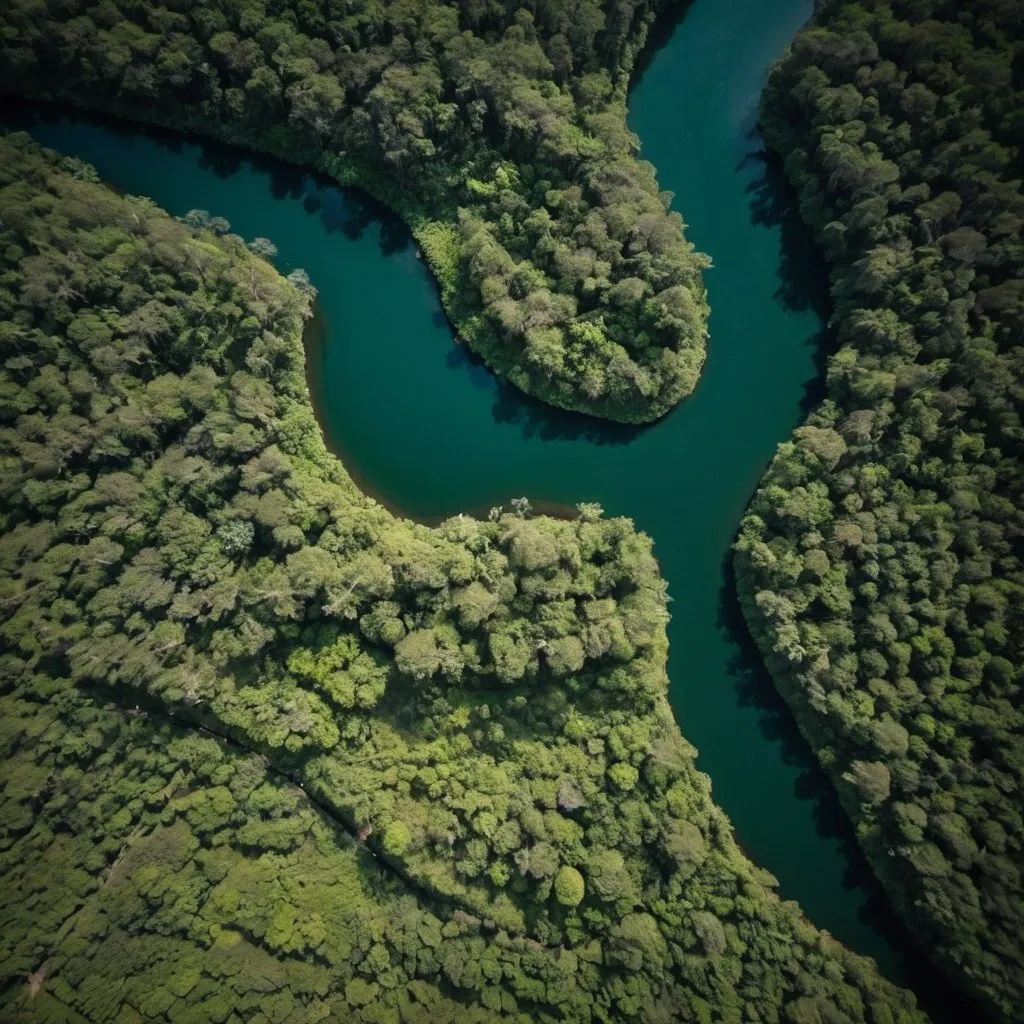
197,144,245,181
629,1,697,94
303,183,411,253
443,343,644,447
444,343,498,393
719,117,984,1024
716,562,988,1024
739,139,837,416
490,382,641,446
1,97,412,258
743,149,828,318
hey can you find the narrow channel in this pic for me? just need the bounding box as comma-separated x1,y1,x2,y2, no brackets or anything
1,0,966,1011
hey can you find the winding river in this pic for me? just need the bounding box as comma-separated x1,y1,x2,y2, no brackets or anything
4,0,974,1014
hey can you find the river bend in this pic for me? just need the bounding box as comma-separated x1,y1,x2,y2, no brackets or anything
4,0,958,1007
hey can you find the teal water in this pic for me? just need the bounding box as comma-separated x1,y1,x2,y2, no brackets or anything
4,0,967,1010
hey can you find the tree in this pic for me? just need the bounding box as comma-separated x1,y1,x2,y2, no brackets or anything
248,237,278,259
607,762,638,792
383,821,412,856
553,866,585,907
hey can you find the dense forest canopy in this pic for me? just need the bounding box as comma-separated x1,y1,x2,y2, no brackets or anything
0,0,711,423
735,0,1024,1020
0,133,930,1023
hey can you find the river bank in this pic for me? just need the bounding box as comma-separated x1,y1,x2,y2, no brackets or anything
0,0,974,1013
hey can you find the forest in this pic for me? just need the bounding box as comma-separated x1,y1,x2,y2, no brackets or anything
2,0,1023,1020
0,133,931,1023
0,0,711,423
735,0,1024,1020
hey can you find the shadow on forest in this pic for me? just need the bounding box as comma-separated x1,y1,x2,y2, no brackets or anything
375,653,642,765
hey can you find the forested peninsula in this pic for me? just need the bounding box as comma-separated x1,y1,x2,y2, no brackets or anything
3,0,1024,1019
0,133,932,1023
0,0,710,424
735,1,1024,1020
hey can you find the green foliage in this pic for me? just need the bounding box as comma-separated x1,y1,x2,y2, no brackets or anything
736,2,1024,1019
0,135,925,1024
0,686,557,1024
382,821,412,857
607,761,640,791
0,0,712,423
553,865,586,906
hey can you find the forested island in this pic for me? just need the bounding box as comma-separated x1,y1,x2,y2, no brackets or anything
0,0,1022,1021
0,134,929,1022
736,0,1024,1020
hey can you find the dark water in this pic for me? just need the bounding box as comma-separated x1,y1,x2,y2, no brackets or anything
2,0,974,1014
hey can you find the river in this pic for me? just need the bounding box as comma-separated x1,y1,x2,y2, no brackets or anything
2,0,969,1014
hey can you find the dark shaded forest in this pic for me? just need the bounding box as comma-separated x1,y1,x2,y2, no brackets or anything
735,1,1024,1020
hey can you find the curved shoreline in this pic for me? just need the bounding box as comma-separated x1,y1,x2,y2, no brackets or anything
0,0,963,1012
0,0,709,428
1,84,915,979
